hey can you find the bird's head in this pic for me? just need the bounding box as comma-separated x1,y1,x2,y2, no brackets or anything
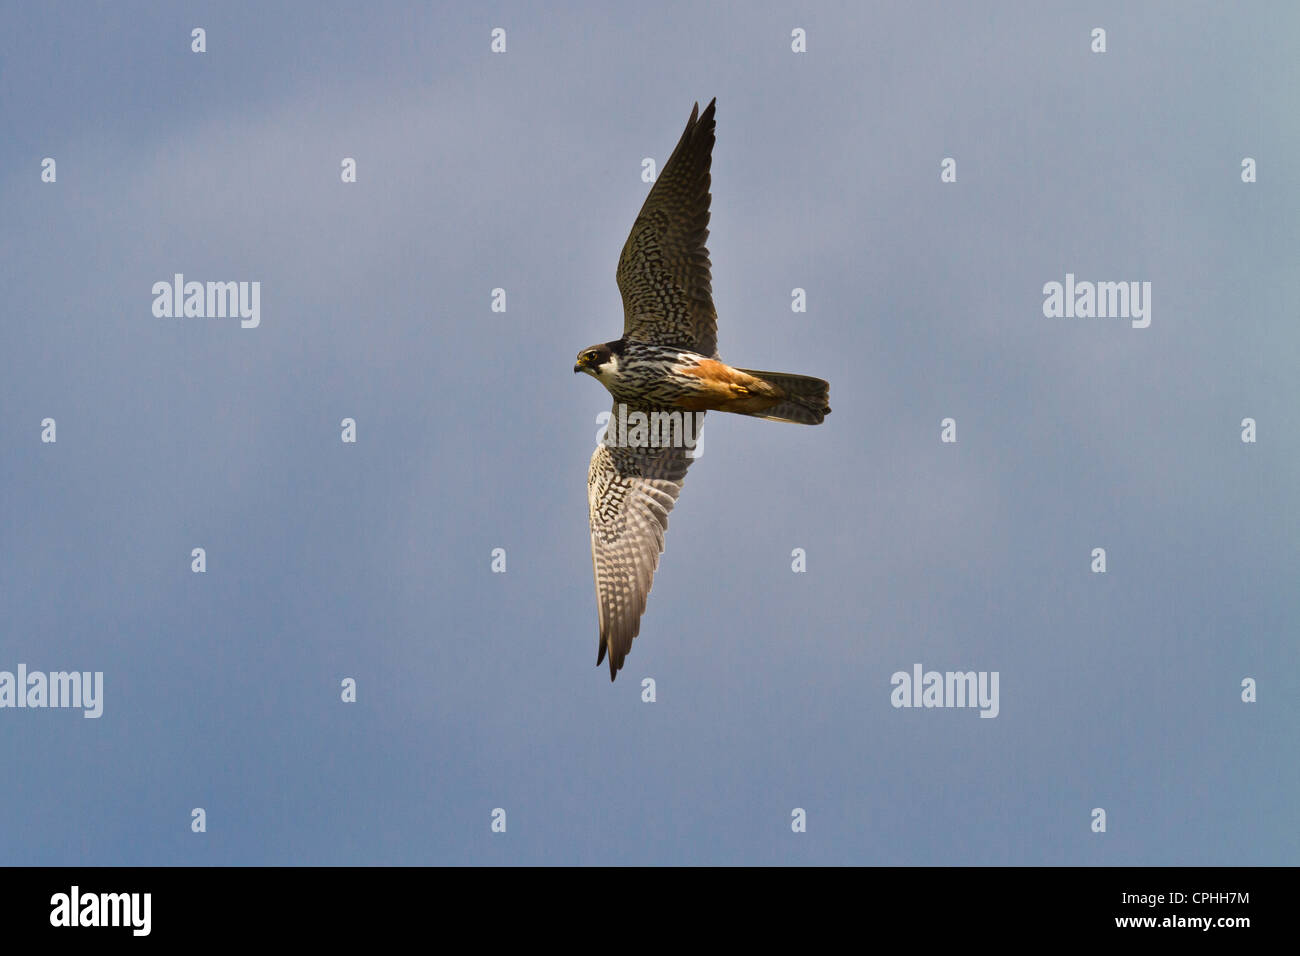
573,340,622,378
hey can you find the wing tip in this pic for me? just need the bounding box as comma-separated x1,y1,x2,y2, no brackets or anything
599,639,621,681
688,97,717,135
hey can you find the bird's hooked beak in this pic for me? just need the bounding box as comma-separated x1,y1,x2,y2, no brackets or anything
574,354,589,374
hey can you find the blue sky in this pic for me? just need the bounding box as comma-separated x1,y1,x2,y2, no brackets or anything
1,1,1296,865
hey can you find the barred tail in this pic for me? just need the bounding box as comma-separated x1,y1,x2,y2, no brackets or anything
734,369,831,425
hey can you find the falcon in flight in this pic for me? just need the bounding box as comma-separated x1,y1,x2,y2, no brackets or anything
575,98,831,680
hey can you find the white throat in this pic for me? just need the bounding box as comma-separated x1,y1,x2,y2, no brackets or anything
596,353,621,382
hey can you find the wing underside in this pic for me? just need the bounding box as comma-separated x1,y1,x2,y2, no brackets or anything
587,407,701,679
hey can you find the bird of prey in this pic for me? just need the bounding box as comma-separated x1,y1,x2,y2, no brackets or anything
575,98,831,680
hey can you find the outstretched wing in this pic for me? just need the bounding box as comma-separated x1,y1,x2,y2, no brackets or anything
616,98,718,358
587,407,702,679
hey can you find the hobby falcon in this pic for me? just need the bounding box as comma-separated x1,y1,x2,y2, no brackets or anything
575,98,831,680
